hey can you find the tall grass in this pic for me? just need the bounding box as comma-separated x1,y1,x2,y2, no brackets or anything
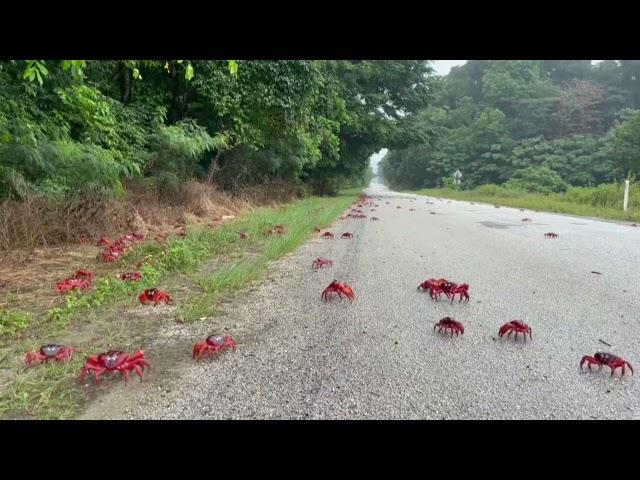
413,182,640,222
181,194,358,322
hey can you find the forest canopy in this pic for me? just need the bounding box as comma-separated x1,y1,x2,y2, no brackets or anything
0,60,436,199
381,60,640,192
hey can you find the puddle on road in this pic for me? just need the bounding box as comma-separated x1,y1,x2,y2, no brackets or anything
478,221,517,229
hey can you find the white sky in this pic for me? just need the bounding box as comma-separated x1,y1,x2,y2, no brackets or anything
431,60,467,76
370,149,388,173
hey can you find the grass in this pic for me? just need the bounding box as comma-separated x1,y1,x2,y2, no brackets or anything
0,309,32,336
180,193,360,323
411,185,640,223
0,190,360,419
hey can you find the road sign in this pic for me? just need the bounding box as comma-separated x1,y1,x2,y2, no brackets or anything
453,170,462,185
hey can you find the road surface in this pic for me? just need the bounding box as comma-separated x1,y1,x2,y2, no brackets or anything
82,180,640,419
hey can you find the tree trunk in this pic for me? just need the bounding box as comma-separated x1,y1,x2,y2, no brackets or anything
118,61,131,104
206,151,222,184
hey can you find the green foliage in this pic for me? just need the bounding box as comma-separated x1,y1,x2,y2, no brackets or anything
414,181,640,222
0,139,129,199
607,109,640,177
147,119,226,178
0,309,32,336
505,166,569,194
23,60,49,86
1,59,436,198
382,60,640,192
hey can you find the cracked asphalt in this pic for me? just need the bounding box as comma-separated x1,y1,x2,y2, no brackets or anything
81,180,640,419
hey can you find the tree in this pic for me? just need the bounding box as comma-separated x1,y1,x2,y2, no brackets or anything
607,109,640,178
505,166,568,193
542,60,592,84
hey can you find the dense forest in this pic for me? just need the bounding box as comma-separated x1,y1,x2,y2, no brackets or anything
5,59,640,219
0,60,435,201
381,60,640,193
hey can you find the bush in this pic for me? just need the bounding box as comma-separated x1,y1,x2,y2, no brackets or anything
505,166,568,194
147,120,226,179
0,139,128,200
565,182,640,208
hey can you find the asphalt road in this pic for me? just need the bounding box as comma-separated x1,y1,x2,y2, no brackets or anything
82,180,640,419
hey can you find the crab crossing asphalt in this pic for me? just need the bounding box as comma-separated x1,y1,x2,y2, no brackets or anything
82,179,640,419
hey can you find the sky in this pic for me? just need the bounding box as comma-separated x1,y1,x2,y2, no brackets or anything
431,60,467,76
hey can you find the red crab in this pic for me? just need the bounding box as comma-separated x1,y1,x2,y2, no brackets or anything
321,232,334,239
321,280,355,303
138,288,173,306
434,317,464,337
192,335,237,360
97,236,113,247
239,231,248,239
121,234,142,246
25,345,80,365
314,227,321,233
396,206,401,209
341,232,353,239
409,208,415,211
56,277,91,295
80,350,150,385
521,218,532,222
312,258,333,269
119,272,142,282
417,278,444,300
580,352,634,377
449,283,470,303
74,269,94,282
544,232,559,238
418,278,457,301
101,245,125,263
56,268,95,293
498,320,532,342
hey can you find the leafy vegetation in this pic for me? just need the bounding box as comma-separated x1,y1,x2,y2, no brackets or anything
381,60,640,197
413,182,640,222
0,60,435,201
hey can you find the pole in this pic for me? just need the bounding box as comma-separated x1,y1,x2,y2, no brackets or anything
623,179,630,211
